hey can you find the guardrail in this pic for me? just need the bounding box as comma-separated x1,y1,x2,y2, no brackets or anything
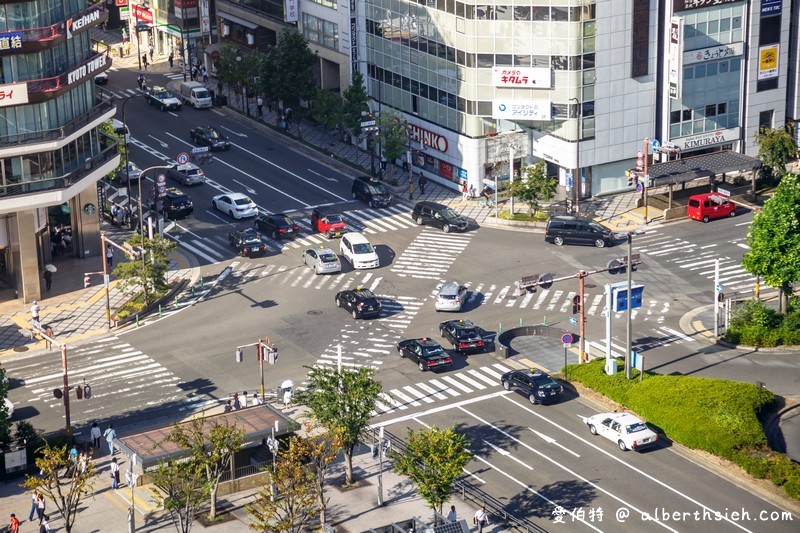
365,428,547,532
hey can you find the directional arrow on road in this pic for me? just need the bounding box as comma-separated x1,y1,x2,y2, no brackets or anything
232,179,256,194
148,135,169,148
529,428,581,457
482,440,533,470
221,126,248,138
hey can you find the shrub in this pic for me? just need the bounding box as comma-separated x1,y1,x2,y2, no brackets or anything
784,474,800,500
731,449,770,479
730,300,781,330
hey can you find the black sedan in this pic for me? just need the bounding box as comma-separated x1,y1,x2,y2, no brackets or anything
439,319,488,353
228,228,268,257
397,338,452,372
254,213,300,240
335,288,382,319
189,126,231,151
500,369,564,405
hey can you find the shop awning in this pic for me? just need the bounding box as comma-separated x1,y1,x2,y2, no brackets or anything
649,151,761,187
218,11,259,30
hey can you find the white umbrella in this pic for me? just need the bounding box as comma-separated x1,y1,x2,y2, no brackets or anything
45,264,57,273
280,379,294,389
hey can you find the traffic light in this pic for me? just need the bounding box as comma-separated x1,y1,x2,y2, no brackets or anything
235,348,243,363
572,295,581,314
83,384,92,399
267,345,278,365
626,170,638,187
76,385,83,400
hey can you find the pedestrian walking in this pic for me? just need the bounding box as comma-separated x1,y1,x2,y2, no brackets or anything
402,157,409,172
468,184,476,199
148,44,154,63
168,52,174,68
137,74,145,90
124,42,131,57
68,444,79,477
283,388,292,407
103,424,117,455
447,505,457,522
142,54,148,70
223,400,232,413
122,205,131,227
35,494,45,523
256,96,263,117
202,67,209,83
461,181,469,201
106,244,114,268
473,506,489,532
241,391,248,408
418,173,427,195
232,393,241,410
43,325,54,350
110,457,120,489
31,300,40,323
252,393,261,405
39,514,50,533
91,422,102,449
8,513,19,533
43,269,52,291
115,205,124,226
79,451,88,474
191,66,197,80
28,492,38,521
110,203,118,223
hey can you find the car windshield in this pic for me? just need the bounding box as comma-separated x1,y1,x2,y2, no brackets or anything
186,169,203,176
422,345,444,357
626,422,648,433
589,222,606,233
368,183,387,195
353,243,374,254
326,214,343,223
208,129,222,139
155,90,173,98
241,235,261,244
195,89,210,98
319,253,338,262
234,197,253,206
441,208,460,220
455,328,478,339
279,216,293,226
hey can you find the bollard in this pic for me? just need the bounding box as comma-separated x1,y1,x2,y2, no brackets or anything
201,278,205,289
136,314,139,328
175,299,180,309
159,304,162,317
520,318,523,327
543,315,547,326
499,322,502,334
191,285,195,296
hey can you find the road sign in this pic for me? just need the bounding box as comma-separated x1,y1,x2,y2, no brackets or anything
651,139,660,149
716,187,731,197
637,150,643,158
569,317,578,326
156,173,166,184
157,184,166,196
716,283,723,292
636,157,643,168
561,333,574,345
191,146,209,154
360,120,376,128
636,182,643,192
177,152,189,165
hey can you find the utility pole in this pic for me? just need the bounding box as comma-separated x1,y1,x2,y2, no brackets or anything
625,233,633,379
643,138,650,225
578,271,587,362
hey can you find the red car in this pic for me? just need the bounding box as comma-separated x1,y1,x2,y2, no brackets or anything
311,209,347,238
687,193,736,222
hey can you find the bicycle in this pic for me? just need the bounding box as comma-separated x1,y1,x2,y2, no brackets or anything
478,197,494,208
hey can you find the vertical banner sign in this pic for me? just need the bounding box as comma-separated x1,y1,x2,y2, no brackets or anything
350,0,358,76
285,0,298,23
758,45,779,80
200,0,210,35
668,17,683,100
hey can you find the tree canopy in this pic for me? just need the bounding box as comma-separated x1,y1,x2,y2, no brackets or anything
295,366,381,484
260,28,317,117
755,124,797,180
342,71,370,137
742,173,800,313
391,426,472,515
112,233,177,306
508,161,557,215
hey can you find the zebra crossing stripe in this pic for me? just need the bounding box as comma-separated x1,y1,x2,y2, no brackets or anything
387,389,421,407
428,379,459,397
467,369,497,387
413,382,449,400
402,385,435,403
448,373,486,391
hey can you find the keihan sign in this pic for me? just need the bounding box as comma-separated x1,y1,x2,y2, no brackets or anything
66,9,101,38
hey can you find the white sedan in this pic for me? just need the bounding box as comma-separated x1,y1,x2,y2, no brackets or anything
212,193,258,219
585,412,658,452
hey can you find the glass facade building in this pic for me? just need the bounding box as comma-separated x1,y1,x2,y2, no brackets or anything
0,1,118,302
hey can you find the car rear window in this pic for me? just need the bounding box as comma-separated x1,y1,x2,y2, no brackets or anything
320,253,338,262
455,328,477,339
688,199,700,208
626,422,648,433
353,243,374,254
422,345,444,356
439,294,456,300
234,197,253,206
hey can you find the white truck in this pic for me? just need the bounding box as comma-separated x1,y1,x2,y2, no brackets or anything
177,81,213,109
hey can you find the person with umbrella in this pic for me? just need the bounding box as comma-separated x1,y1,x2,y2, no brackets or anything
281,380,294,407
43,265,55,291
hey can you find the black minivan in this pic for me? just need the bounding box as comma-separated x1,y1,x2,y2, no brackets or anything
544,216,614,247
411,201,468,233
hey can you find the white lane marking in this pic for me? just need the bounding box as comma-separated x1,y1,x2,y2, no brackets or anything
529,428,580,458
307,169,337,182
482,439,534,470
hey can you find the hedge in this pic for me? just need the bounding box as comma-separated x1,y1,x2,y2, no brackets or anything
564,359,800,501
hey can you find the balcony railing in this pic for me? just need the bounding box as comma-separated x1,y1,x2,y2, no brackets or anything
8,4,106,46
25,52,112,98
0,134,119,199
0,93,114,148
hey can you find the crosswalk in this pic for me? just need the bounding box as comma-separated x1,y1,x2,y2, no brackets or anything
390,229,475,279
4,337,214,427
173,205,420,263
634,228,773,298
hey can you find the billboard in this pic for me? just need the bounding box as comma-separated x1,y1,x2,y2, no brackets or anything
492,100,551,121
758,45,779,80
668,17,683,100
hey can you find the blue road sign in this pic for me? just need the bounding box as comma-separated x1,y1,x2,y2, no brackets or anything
569,317,578,325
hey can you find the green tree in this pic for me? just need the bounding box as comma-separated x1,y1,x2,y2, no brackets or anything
0,367,12,450
165,416,245,520
508,161,557,215
377,111,408,180
100,119,128,180
296,418,345,527
755,124,797,181
260,28,318,135
742,173,800,313
295,366,381,484
152,456,209,533
311,89,343,130
247,436,318,532
112,234,177,306
342,71,370,137
23,442,96,533
391,426,472,515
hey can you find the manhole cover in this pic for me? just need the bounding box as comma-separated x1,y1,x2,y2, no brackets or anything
13,346,29,352
308,310,323,315
585,283,597,289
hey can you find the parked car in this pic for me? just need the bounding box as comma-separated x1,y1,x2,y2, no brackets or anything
115,161,142,184
190,126,231,151
340,232,379,269
166,162,206,186
335,288,382,319
396,338,453,372
411,201,468,233
229,228,268,257
434,282,468,312
501,369,564,405
302,246,341,274
311,209,347,238
254,213,300,239
439,319,487,353
212,193,258,219
352,176,392,207
687,193,736,222
544,215,614,248
585,412,659,452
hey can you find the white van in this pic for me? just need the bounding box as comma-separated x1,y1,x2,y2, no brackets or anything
340,232,379,269
111,118,130,142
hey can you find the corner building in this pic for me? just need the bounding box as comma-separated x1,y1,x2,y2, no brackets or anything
359,0,788,197
0,2,117,303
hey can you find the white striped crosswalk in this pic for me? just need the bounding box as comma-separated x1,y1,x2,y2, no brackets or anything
390,228,475,279
4,337,213,426
372,362,514,416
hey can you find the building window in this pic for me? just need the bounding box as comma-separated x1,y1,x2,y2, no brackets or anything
308,0,337,8
759,110,774,131
302,14,338,50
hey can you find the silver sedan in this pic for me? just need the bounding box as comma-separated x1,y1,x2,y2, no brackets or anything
302,247,341,274
434,282,468,312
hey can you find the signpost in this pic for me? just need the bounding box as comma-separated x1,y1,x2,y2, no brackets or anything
177,152,189,165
